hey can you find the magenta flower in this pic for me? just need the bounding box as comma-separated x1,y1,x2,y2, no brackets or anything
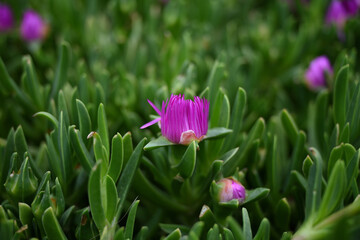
326,0,359,34
305,56,333,90
217,178,246,203
342,0,360,15
20,10,48,42
0,3,13,32
140,94,209,145
326,1,349,29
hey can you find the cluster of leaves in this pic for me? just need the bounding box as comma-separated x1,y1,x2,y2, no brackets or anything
1,0,360,239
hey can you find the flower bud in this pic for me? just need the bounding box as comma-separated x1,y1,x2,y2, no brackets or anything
214,178,246,203
0,3,13,32
31,178,65,220
305,56,333,90
20,10,48,42
4,155,38,202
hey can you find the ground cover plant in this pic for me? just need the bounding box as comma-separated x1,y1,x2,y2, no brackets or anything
1,0,360,239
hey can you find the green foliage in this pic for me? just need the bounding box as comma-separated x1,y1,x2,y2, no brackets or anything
1,0,360,239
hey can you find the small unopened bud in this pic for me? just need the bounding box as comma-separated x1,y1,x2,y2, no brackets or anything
4,156,38,202
216,178,246,203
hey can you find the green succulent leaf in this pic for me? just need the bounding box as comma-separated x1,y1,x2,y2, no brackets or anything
242,208,252,240
253,218,270,240
88,162,107,231
144,136,175,151
178,141,197,179
76,99,92,142
204,127,233,140
108,133,124,182
315,160,346,223
164,228,181,240
42,207,68,240
124,200,140,239
242,188,270,205
116,138,146,220
333,65,349,128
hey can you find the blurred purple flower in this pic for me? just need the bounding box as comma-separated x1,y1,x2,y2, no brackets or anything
305,56,333,90
141,94,209,145
20,10,48,42
217,178,246,203
326,1,349,29
342,0,360,15
326,0,359,28
0,3,13,32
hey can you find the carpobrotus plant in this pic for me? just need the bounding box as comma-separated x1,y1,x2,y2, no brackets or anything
1,1,360,240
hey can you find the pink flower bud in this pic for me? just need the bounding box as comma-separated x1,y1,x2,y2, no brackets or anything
305,56,333,90
20,10,48,42
217,178,246,203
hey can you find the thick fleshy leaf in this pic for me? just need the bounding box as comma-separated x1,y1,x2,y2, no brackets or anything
0,58,34,110
124,200,140,239
281,109,299,145
178,141,196,179
42,207,68,240
207,224,220,240
275,198,290,231
242,188,270,205
22,55,44,109
204,127,233,140
188,221,204,239
302,156,313,179
314,90,329,151
223,87,246,149
164,228,181,240
123,132,133,165
104,175,118,222
208,61,225,115
222,118,265,176
33,112,59,128
242,208,252,240
88,162,107,231
50,41,71,99
115,138,146,220
133,170,188,212
97,103,110,154
160,223,190,235
227,217,245,240
108,133,124,182
199,205,216,232
333,65,349,128
305,148,323,220
144,136,175,151
19,202,33,236
223,228,235,240
69,126,93,173
315,160,346,223
76,99,92,142
253,218,270,240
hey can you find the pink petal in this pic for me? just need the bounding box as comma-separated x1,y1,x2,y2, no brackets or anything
140,118,161,129
147,99,162,115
